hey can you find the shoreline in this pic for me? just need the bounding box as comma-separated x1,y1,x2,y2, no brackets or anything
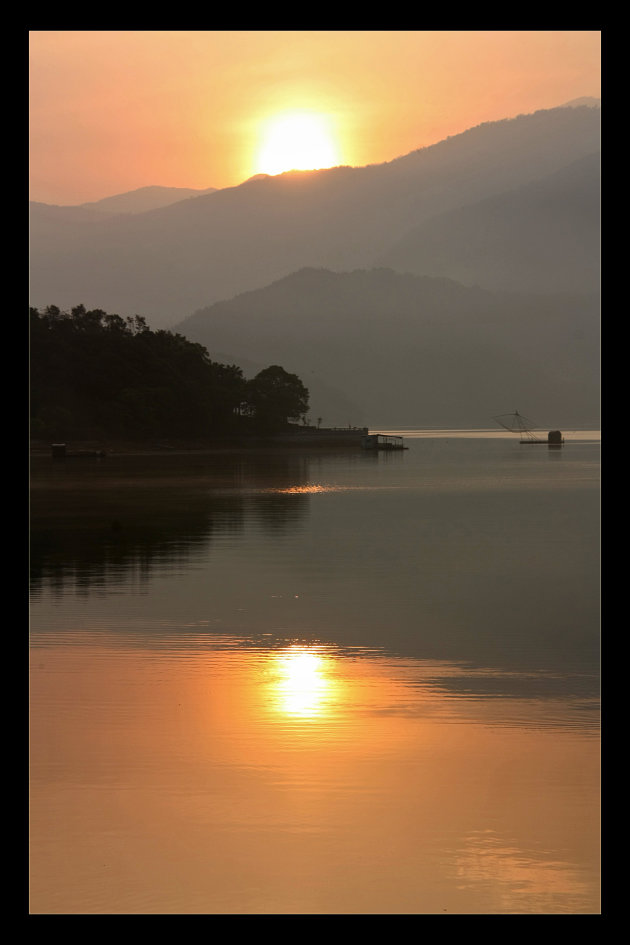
29,429,371,457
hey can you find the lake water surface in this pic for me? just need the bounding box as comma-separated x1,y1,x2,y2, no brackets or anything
29,430,600,914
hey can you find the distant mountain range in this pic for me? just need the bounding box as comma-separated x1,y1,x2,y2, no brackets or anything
78,185,218,215
561,96,600,108
29,102,601,428
30,103,600,325
173,267,599,429
376,151,600,294
29,185,219,223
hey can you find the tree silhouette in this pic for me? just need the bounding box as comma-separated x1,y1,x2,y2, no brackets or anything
30,307,235,439
246,365,309,432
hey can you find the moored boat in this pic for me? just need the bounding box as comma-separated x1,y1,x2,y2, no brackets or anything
493,412,564,447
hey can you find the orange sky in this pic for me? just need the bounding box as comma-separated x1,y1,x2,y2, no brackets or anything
29,30,601,206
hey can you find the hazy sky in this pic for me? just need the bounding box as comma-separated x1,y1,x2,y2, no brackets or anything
29,30,601,205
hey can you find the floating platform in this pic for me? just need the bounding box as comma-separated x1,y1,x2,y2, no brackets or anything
361,434,407,451
494,413,564,448
519,430,564,447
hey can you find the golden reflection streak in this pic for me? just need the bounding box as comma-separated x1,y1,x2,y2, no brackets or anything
454,830,594,911
269,646,339,720
276,484,330,494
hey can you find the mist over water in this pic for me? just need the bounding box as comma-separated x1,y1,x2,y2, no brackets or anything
29,431,600,914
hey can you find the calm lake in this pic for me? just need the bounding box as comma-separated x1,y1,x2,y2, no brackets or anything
29,430,601,914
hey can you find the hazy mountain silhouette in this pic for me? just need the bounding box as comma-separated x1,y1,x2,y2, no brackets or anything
29,104,600,326
174,267,599,429
377,152,600,293
30,201,113,223
561,96,600,108
78,185,218,215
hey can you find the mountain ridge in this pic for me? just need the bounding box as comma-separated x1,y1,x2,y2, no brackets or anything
377,151,600,293
29,104,601,326
78,184,218,215
174,266,599,429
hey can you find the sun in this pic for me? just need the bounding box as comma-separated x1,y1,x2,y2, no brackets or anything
255,111,340,177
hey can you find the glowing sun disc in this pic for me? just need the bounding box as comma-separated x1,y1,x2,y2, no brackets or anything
256,112,340,176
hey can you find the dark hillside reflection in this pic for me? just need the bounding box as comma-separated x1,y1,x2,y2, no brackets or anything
30,451,312,591
30,437,600,914
30,439,600,698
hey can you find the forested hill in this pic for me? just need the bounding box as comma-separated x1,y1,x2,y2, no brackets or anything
30,306,309,442
175,267,600,429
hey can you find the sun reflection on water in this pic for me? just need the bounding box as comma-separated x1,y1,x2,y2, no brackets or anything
269,645,338,719
276,484,333,494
